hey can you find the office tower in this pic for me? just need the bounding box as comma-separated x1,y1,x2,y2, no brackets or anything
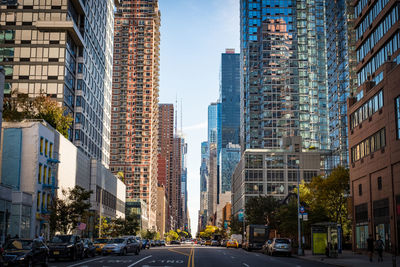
208,103,218,145
157,104,174,230
198,141,209,232
325,0,358,169
172,136,182,229
110,0,161,230
220,49,240,148
348,0,400,253
179,136,188,231
0,0,116,167
240,0,328,151
207,143,218,225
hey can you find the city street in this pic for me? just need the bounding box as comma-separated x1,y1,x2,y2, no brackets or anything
49,245,332,267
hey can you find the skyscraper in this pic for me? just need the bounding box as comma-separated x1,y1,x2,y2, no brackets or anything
0,0,115,167
158,103,174,231
325,0,357,169
220,49,240,148
208,103,218,144
240,0,328,151
198,141,209,231
110,0,161,230
172,136,182,229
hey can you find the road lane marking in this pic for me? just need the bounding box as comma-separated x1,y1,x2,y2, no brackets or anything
187,248,192,267
127,255,152,267
191,248,195,267
66,257,106,267
168,248,190,256
243,264,250,267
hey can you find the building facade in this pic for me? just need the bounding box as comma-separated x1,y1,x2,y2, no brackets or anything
325,0,358,169
158,103,174,231
172,136,182,229
0,0,116,167
110,0,161,230
240,0,329,151
156,185,166,237
348,0,400,254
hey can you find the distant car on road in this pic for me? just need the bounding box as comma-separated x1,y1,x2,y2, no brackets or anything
102,237,140,256
226,239,239,248
170,240,181,245
205,240,212,246
160,240,166,246
93,238,110,254
211,240,219,246
82,239,96,258
142,239,150,249
268,238,292,256
155,240,161,246
48,235,84,261
3,239,49,267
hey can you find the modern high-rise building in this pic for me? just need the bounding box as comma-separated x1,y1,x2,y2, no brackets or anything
348,0,400,253
0,0,116,167
172,136,182,229
207,143,218,225
198,141,209,232
240,0,329,152
325,0,358,169
208,103,219,145
179,136,188,232
158,103,174,231
220,49,240,148
110,0,161,230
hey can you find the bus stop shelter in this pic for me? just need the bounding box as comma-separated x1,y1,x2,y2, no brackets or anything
311,222,342,256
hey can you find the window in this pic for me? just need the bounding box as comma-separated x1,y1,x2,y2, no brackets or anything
47,194,51,209
377,177,382,190
38,164,42,183
48,168,51,184
351,128,386,162
396,96,400,139
40,137,43,154
359,184,363,196
44,140,48,157
43,166,47,184
49,143,53,159
350,90,384,130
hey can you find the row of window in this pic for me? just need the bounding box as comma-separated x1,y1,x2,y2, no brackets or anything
36,191,51,212
357,6,399,62
38,164,52,184
355,0,369,18
358,177,383,197
356,0,389,39
358,32,400,86
396,96,400,139
39,137,53,158
350,90,383,130
351,128,386,163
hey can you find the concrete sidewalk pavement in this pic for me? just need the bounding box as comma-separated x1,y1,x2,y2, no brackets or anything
294,250,400,267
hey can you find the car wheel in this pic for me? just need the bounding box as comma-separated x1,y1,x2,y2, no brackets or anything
42,255,49,267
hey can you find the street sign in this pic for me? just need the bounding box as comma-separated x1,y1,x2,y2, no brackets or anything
300,206,305,213
302,213,308,221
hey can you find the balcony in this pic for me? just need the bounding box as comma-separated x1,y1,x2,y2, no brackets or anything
35,20,85,46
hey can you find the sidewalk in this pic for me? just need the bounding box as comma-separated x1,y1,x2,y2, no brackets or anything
294,250,400,267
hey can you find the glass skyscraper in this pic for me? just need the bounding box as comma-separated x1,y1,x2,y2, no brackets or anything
208,102,218,145
240,0,328,151
325,0,357,169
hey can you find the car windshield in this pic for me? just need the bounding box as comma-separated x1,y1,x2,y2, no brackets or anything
5,240,33,250
51,235,73,243
275,239,290,244
110,238,125,244
94,239,109,244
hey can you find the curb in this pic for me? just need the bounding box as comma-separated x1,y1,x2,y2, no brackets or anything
292,255,346,267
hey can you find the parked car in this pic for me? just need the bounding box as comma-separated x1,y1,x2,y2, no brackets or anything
133,237,142,251
82,239,96,258
268,238,292,256
211,240,219,246
141,239,150,249
205,240,212,246
3,239,49,267
48,235,84,261
102,237,140,256
221,240,228,247
170,240,180,245
261,240,272,255
93,238,110,254
155,240,161,246
226,239,239,248
150,240,156,247
200,240,206,246
160,240,166,246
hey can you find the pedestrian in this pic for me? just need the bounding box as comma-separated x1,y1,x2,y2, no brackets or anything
375,235,384,262
367,234,374,262
39,233,45,242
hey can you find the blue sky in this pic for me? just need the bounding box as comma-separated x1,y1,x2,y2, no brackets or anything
158,0,240,236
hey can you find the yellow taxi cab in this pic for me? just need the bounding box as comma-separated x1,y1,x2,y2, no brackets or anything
205,240,212,246
94,238,110,254
226,239,239,248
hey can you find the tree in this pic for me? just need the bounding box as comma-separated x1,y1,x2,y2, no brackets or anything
49,186,92,235
229,215,243,234
3,93,73,138
165,230,179,242
245,196,279,228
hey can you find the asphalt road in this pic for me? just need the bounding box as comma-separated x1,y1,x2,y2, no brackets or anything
49,245,334,267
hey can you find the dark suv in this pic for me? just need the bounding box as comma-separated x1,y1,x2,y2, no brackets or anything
48,235,84,261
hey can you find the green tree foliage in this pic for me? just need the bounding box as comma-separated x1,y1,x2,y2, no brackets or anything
96,214,140,237
244,195,279,227
49,186,92,235
229,215,243,234
3,94,73,138
165,230,179,242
